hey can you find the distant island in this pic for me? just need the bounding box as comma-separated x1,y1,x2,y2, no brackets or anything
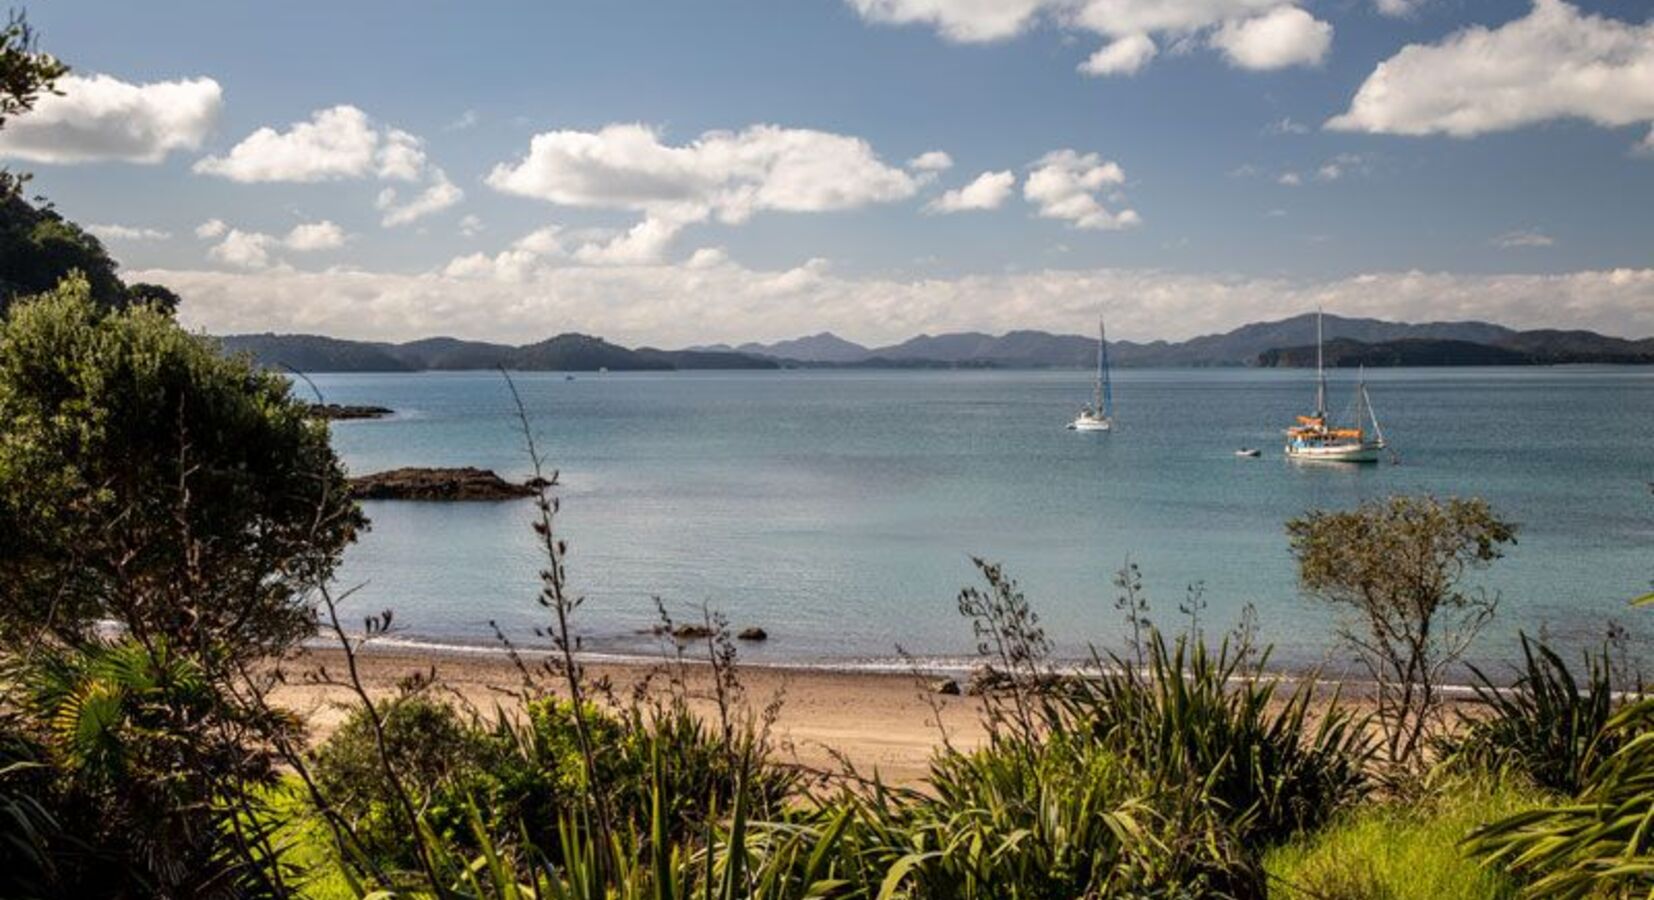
218,313,1654,373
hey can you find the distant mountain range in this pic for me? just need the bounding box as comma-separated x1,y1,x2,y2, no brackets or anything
217,313,1654,373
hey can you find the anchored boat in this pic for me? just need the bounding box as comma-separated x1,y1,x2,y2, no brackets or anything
1284,310,1387,463
1069,316,1113,432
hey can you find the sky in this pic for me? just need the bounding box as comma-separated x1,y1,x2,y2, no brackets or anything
6,0,1653,345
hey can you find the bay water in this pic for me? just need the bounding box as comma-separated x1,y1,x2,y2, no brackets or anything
312,367,1654,673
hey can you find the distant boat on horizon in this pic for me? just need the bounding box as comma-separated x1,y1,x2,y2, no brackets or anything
1284,310,1388,463
1068,316,1113,432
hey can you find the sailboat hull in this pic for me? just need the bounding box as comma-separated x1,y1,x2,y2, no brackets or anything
1284,441,1383,463
1070,415,1112,432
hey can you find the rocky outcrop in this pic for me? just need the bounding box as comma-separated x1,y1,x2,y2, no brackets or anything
347,467,536,500
307,403,393,420
736,627,768,641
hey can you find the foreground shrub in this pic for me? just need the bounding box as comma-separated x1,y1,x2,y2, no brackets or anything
0,273,363,658
1466,696,1654,897
4,638,288,896
1447,633,1625,794
1071,630,1374,846
1266,775,1543,900
1288,495,1517,769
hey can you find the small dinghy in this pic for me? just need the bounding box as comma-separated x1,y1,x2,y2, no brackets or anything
1235,448,1261,458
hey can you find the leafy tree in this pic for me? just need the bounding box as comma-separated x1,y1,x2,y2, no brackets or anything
0,12,65,134
1287,495,1516,768
0,191,127,310
0,273,364,659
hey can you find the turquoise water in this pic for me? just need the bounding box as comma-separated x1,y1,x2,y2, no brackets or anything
311,368,1654,672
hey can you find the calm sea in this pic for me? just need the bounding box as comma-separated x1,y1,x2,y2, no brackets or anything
310,367,1654,673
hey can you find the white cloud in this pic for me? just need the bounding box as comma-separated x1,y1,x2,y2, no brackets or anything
1210,7,1331,70
1329,0,1654,149
197,104,464,225
458,214,484,237
1023,150,1139,230
907,150,954,172
844,0,1329,73
843,0,1051,43
149,261,1654,348
88,224,172,241
1079,33,1158,75
925,169,1016,213
1493,228,1556,248
1277,171,1302,186
0,73,221,164
572,216,685,266
283,220,348,251
196,105,416,182
1375,0,1425,17
487,123,918,223
1639,126,1654,156
208,230,275,269
376,171,464,226
685,247,730,269
206,220,349,268
195,218,229,239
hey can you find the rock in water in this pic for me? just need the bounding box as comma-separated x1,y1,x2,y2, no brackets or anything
348,467,537,500
307,403,393,420
736,627,768,641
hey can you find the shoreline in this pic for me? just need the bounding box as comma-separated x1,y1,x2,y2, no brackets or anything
271,639,1480,787
272,643,991,786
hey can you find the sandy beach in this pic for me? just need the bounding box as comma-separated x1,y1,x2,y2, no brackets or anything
271,645,990,786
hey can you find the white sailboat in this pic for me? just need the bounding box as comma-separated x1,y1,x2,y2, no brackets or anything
1069,316,1113,432
1284,310,1387,463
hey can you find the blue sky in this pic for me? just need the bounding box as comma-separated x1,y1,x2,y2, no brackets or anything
5,0,1652,344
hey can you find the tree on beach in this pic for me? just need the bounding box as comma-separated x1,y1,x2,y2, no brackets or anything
0,273,364,659
1288,494,1517,768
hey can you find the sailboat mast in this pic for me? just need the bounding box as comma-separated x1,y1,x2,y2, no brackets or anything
1314,308,1327,419
1099,316,1112,418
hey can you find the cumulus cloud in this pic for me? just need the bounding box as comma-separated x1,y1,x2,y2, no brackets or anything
486,123,920,258
195,218,229,239
196,104,463,225
376,172,464,227
205,220,349,268
486,123,918,223
907,150,954,172
1374,0,1425,17
1210,7,1331,70
1328,0,1654,149
88,224,172,241
925,170,1016,213
197,105,410,182
0,73,221,164
1492,228,1555,248
843,0,1051,42
458,214,484,237
844,0,1330,74
282,220,348,251
147,260,1654,348
1023,150,1139,230
1079,33,1157,76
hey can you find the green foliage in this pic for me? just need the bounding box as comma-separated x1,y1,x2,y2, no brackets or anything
1447,633,1624,795
1266,776,1543,900
311,695,505,867
1465,696,1654,897
0,11,65,132
1072,630,1375,845
4,637,291,896
0,273,363,658
0,193,128,311
1288,495,1518,767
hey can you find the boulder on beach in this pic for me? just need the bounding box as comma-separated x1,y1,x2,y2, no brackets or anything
348,467,537,500
307,403,393,420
